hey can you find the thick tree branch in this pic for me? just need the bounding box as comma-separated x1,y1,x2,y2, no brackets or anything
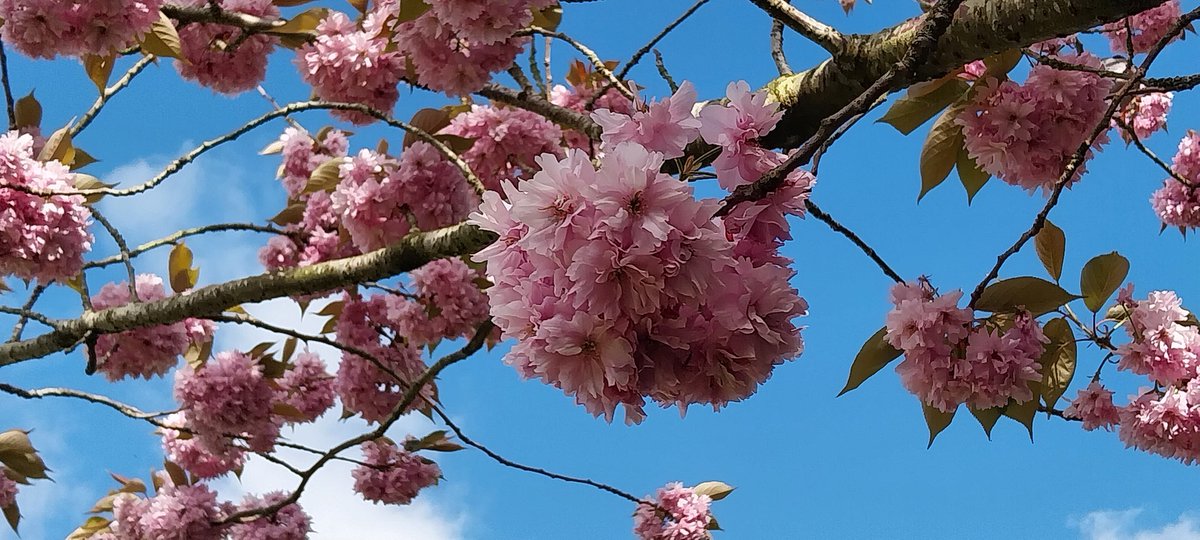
0,223,497,367
760,0,1172,149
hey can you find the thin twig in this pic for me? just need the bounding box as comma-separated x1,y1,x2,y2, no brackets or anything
85,223,290,269
89,208,140,301
588,0,711,106
805,200,903,283
9,284,47,342
0,382,172,422
520,26,636,102
0,42,15,130
70,54,156,137
1113,116,1194,188
748,0,845,53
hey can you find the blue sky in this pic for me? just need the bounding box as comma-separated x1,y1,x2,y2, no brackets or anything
3,1,1200,538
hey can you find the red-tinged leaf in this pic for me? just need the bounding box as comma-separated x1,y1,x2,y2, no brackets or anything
1034,220,1066,282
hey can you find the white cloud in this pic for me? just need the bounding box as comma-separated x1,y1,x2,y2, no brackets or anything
1075,509,1200,540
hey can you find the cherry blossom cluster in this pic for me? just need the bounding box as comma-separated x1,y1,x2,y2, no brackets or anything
1102,0,1182,54
0,131,93,283
163,350,335,478
109,483,226,540
161,412,247,479
471,81,808,423
441,105,564,191
173,0,280,95
1116,92,1173,142
1150,131,1200,229
105,481,310,539
90,274,216,381
957,54,1114,194
330,143,475,252
351,438,441,505
1063,382,1121,431
884,281,1046,412
333,293,434,424
297,0,547,122
229,492,312,540
1114,287,1200,385
332,258,490,421
174,351,280,453
1066,286,1200,463
632,483,713,540
259,127,355,271
550,78,636,150
0,0,163,58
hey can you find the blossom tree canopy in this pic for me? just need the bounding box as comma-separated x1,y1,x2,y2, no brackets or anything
0,0,1197,537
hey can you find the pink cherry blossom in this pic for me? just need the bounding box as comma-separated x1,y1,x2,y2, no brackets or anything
352,439,441,505
550,81,635,150
1064,382,1122,431
958,55,1113,194
275,352,336,423
174,350,279,453
1115,288,1200,385
112,484,226,540
441,104,563,191
161,412,246,479
1151,132,1200,230
0,131,93,282
698,81,783,189
0,0,163,58
91,274,216,381
230,492,311,540
0,471,15,509
334,293,434,423
1118,383,1200,464
1103,0,1182,54
632,482,713,540
592,81,702,159
471,132,807,423
296,10,404,124
394,13,526,96
1116,92,1172,142
174,0,278,94
428,0,554,45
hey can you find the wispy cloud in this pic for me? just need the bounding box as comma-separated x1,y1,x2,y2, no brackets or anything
1074,509,1200,540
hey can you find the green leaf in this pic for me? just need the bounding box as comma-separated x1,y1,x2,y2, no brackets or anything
1034,220,1066,282
1080,252,1130,312
922,402,956,448
692,481,735,501
140,11,183,58
71,173,115,205
37,125,74,163
956,143,989,203
395,0,431,23
968,406,1002,439
0,430,48,481
975,277,1079,315
272,7,329,34
82,54,117,93
879,79,969,135
3,499,19,533
1038,318,1076,410
268,202,306,227
304,157,346,194
838,327,903,396
918,103,966,200
531,2,563,32
13,91,40,130
1004,393,1038,442
981,49,1022,81
434,134,476,154
168,242,198,293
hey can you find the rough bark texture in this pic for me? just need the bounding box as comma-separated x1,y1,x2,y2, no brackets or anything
0,224,496,366
762,0,1170,148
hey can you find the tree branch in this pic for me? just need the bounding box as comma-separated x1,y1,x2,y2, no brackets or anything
748,0,845,54
0,223,497,367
